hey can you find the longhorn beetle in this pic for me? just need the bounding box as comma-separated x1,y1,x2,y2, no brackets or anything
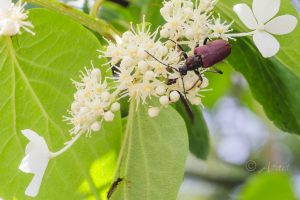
146,38,231,94
146,38,231,121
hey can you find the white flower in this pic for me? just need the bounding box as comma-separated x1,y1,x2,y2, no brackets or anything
209,16,233,40
233,0,298,57
0,0,34,36
19,130,51,197
65,67,119,135
199,0,217,13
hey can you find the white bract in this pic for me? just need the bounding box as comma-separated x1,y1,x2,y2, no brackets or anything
0,0,34,36
233,0,298,57
19,129,84,197
19,130,51,197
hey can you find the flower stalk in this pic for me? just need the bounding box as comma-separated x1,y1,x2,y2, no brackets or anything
89,0,105,17
49,132,83,158
226,31,256,37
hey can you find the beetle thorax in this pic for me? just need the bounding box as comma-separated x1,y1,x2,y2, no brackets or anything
185,55,202,71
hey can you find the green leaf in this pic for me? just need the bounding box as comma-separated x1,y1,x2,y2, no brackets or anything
229,38,300,134
128,0,164,29
237,173,296,200
99,2,133,32
216,1,300,134
0,9,122,199
111,101,188,200
202,62,233,108
174,102,210,159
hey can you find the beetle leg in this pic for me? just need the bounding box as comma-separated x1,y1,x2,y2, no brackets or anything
187,69,203,91
167,39,188,59
203,37,210,45
167,78,178,85
212,66,223,74
194,69,203,82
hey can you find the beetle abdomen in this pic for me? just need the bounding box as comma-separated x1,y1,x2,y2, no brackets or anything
194,40,231,68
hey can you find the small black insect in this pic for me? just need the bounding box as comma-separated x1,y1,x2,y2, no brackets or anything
107,178,124,199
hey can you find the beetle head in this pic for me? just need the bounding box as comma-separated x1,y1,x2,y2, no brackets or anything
179,65,188,75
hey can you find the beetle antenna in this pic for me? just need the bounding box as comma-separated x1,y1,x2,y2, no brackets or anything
144,50,179,72
179,93,194,122
180,75,189,100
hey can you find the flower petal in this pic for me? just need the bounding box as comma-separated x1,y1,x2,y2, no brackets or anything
265,15,298,35
233,4,257,30
253,31,280,58
0,0,11,11
253,0,280,24
21,129,49,150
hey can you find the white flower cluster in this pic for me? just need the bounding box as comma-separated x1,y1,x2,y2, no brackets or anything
160,0,232,49
0,0,34,36
65,68,120,135
102,18,210,117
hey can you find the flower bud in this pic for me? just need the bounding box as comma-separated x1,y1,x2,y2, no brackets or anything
155,85,166,96
111,102,120,112
159,96,169,106
104,111,114,122
144,71,155,80
91,121,101,131
148,107,160,118
170,91,180,102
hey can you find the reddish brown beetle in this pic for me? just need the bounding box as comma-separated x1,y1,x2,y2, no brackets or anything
147,38,231,90
146,39,231,121
179,39,231,76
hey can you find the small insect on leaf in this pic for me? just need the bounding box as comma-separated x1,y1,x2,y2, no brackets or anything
107,178,124,199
